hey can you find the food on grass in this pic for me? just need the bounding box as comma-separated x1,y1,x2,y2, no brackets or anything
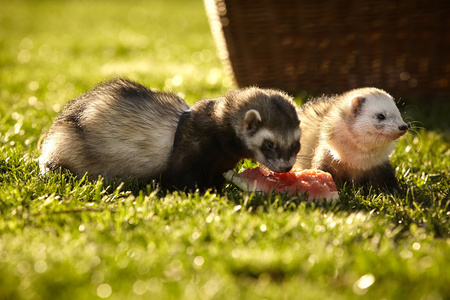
224,167,339,200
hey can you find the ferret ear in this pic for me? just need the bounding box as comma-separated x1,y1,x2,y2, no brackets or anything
243,109,262,133
350,96,366,117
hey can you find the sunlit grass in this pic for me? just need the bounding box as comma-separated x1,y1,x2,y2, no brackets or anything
1,0,449,299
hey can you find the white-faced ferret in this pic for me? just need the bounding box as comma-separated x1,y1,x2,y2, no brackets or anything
39,78,301,191
294,87,408,192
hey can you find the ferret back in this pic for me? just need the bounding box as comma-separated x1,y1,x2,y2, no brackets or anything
39,78,190,179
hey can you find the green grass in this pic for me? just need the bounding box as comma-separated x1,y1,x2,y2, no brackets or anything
1,0,449,299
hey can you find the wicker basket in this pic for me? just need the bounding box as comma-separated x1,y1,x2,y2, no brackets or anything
204,0,450,98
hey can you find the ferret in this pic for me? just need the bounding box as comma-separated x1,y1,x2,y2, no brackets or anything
294,87,408,192
39,78,301,191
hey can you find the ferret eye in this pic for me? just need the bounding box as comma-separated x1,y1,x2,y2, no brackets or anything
377,113,386,120
262,140,275,151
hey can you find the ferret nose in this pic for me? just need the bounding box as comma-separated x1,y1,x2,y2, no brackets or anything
399,124,408,131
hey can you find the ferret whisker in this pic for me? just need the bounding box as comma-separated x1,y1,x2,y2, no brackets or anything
407,120,426,131
403,116,415,123
405,128,423,152
403,132,412,149
373,131,389,145
373,131,382,143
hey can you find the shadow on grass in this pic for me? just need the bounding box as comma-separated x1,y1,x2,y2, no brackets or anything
32,163,448,238
223,179,449,239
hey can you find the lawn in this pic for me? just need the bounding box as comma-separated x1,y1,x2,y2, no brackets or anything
0,0,449,299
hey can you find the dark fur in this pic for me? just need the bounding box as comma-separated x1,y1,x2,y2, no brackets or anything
40,78,300,192
163,99,242,190
315,149,400,192
165,90,300,190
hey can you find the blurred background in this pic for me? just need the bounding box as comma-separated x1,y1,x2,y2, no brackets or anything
206,0,450,99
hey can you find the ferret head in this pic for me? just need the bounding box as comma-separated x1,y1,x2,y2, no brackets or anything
221,87,301,173
342,88,408,150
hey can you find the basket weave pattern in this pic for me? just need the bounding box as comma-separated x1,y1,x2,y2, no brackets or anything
205,0,450,98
